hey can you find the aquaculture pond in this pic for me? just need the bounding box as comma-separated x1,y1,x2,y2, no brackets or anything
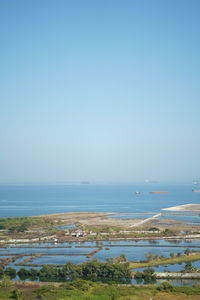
53,224,76,230
7,238,200,247
30,255,88,265
134,260,200,272
2,239,200,287
1,239,200,267
93,246,200,262
102,239,200,246
1,247,92,255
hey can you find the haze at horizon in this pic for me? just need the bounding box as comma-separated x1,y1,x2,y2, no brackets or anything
1,0,200,183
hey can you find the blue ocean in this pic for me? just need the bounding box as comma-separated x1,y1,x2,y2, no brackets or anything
0,183,199,218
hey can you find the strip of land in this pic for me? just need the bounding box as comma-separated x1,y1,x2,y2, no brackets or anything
130,252,200,269
162,204,200,211
0,208,200,245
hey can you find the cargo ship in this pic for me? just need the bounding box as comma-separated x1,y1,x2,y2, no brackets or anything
192,190,200,192
149,191,169,194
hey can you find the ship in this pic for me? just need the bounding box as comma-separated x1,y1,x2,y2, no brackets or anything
192,190,200,192
193,180,200,185
149,191,169,194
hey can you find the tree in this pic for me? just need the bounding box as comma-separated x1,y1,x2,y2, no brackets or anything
149,227,159,232
118,254,127,263
67,279,93,291
177,252,182,257
145,252,158,261
157,281,174,292
184,248,190,256
17,221,29,232
39,266,61,282
135,271,143,284
29,268,39,280
0,275,12,288
17,268,30,281
12,289,23,300
8,226,16,233
0,265,4,278
143,268,156,284
184,262,197,272
63,262,81,281
163,228,173,236
4,267,16,279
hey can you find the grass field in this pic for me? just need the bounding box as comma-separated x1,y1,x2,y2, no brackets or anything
0,280,200,300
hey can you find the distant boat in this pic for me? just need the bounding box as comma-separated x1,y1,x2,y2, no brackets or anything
134,191,141,195
80,181,90,184
149,191,169,194
193,180,200,185
192,190,200,193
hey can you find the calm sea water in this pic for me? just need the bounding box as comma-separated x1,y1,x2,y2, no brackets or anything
0,184,199,218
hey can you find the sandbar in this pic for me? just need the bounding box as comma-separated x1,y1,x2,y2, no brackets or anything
162,203,200,212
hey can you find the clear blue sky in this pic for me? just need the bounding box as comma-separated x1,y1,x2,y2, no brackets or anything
0,0,200,183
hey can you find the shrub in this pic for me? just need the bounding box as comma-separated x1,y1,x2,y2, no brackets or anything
157,281,174,292
134,271,143,279
149,227,159,232
4,267,16,279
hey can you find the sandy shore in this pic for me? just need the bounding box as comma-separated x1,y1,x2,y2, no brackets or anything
162,203,200,211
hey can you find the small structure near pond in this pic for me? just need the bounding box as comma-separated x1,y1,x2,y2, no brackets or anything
71,229,87,238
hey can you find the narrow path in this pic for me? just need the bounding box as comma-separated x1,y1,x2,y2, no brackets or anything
130,213,162,227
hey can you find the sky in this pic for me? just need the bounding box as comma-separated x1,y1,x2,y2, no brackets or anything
0,0,200,183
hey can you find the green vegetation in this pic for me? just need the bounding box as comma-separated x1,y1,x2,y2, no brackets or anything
82,225,177,240
0,280,200,299
135,268,156,284
183,262,198,272
130,251,200,269
148,227,160,231
0,216,54,232
0,260,132,284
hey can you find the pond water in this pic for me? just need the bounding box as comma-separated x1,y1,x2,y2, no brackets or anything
160,212,200,223
2,243,200,287
93,246,200,262
134,260,200,272
131,278,200,286
2,247,92,255
7,241,100,247
31,255,88,265
13,256,33,264
109,211,200,224
53,224,76,230
2,239,200,282
102,239,200,246
6,244,199,267
3,239,200,265
8,238,200,248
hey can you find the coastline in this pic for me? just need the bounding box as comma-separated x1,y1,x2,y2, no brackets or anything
162,204,200,212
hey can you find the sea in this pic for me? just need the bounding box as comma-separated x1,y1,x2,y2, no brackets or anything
0,183,199,218
1,183,200,286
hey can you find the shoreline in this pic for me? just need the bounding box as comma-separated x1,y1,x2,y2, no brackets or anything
162,203,200,212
